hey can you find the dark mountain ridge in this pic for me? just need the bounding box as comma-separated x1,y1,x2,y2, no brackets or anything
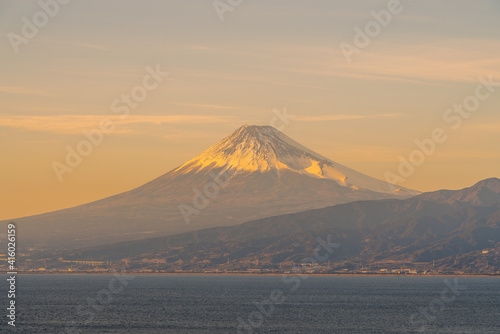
51,178,500,274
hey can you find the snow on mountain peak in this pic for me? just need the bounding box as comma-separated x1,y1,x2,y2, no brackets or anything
175,125,325,174
173,125,420,196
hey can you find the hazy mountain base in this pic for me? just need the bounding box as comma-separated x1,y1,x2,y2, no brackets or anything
31,178,500,274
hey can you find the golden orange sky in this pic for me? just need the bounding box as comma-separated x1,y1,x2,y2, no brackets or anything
1,0,499,220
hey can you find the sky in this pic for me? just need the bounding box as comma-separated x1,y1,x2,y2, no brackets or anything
1,0,499,220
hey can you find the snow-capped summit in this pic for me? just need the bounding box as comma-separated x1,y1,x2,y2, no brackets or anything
173,124,417,195
3,125,420,250
175,124,325,174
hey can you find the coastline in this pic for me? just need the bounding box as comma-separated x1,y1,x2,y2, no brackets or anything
2,272,498,278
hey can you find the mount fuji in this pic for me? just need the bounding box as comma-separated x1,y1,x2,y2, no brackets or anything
5,125,420,250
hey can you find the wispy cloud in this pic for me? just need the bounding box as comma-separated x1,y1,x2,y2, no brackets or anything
320,144,406,163
466,122,500,132
0,86,54,97
72,42,109,51
267,40,500,86
175,40,500,88
27,107,73,113
190,45,215,51
293,113,401,122
173,102,243,110
0,114,235,134
330,40,500,85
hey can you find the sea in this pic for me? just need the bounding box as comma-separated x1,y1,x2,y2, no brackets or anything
1,274,499,333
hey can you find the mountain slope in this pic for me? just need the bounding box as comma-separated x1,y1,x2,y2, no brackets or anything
3,125,418,250
58,178,500,273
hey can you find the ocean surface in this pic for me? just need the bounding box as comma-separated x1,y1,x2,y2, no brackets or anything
1,274,499,333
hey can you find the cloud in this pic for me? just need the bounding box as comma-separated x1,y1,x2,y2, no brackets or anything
257,40,500,86
330,40,500,85
173,102,243,110
175,40,500,89
72,42,109,51
190,45,215,51
0,114,235,135
293,113,401,122
0,86,54,97
465,122,500,132
320,144,406,163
